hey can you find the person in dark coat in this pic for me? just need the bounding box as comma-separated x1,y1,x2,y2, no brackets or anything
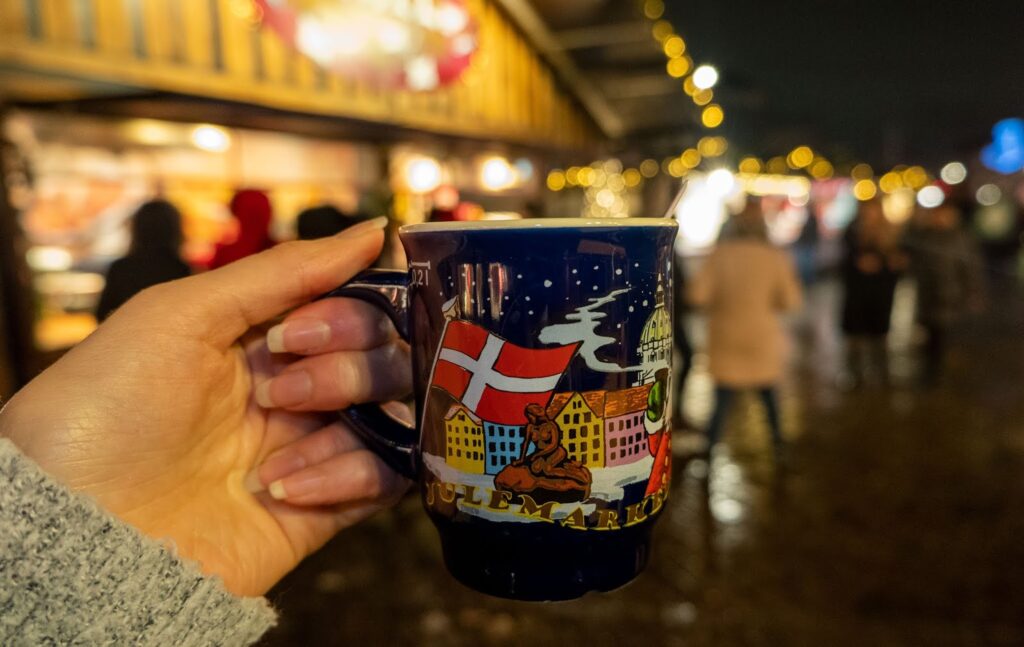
96,200,191,321
295,205,358,240
906,203,985,385
840,198,906,387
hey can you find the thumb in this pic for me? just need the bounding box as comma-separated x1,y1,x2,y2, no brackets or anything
168,217,388,348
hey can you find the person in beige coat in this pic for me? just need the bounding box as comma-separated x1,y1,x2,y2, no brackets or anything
689,199,804,454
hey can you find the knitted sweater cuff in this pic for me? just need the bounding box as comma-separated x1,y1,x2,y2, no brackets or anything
0,438,276,646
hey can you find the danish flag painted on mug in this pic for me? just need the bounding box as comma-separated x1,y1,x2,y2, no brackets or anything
430,320,580,425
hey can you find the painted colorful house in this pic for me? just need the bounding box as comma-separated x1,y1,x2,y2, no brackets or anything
444,404,484,474
604,384,653,466
484,422,525,475
445,385,657,475
547,391,606,468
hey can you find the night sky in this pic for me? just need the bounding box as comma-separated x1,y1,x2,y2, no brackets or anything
668,0,1024,168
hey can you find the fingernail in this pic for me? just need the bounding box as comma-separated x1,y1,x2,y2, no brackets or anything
269,472,324,500
243,469,264,493
254,371,312,408
268,480,288,500
267,319,331,353
258,449,308,484
336,216,388,239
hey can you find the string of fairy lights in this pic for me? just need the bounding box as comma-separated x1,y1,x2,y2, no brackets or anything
546,0,948,214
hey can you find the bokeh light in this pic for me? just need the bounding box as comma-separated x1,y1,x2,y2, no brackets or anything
662,36,685,58
809,158,834,179
738,157,763,174
976,183,1002,206
651,20,673,42
786,146,814,169
565,166,580,186
602,158,622,174
480,156,516,190
640,158,660,178
406,156,442,193
577,166,595,187
916,185,945,208
697,136,727,157
940,161,967,185
766,156,788,174
878,171,903,194
643,0,665,20
667,158,686,177
546,169,566,191
622,168,642,187
692,64,719,89
902,165,928,190
667,57,691,78
680,148,702,168
707,168,736,195
682,77,697,96
692,89,713,106
853,178,877,200
190,124,232,152
851,163,873,180
701,104,724,128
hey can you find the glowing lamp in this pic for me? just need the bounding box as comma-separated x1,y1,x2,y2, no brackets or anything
692,65,718,90
480,156,516,191
406,157,443,193
707,168,735,195
190,125,231,152
916,185,945,208
940,161,967,185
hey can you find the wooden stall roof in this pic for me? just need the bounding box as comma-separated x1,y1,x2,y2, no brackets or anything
0,0,601,151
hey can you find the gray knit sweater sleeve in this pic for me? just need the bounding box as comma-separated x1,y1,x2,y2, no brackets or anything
0,438,277,646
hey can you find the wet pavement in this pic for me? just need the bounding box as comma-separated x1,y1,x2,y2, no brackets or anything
260,277,1024,646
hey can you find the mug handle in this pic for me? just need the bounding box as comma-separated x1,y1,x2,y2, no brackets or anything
319,269,419,480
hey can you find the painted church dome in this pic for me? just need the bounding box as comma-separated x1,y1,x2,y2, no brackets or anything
639,280,671,346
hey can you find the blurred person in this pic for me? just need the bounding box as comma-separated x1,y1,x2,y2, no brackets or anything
209,189,275,269
792,204,821,286
672,257,696,430
689,199,803,457
906,203,985,386
296,204,359,240
1,217,410,644
96,199,191,321
839,198,907,387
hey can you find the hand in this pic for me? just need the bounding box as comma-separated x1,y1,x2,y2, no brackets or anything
0,218,411,597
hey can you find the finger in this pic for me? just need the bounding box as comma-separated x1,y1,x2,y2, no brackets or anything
266,449,410,506
254,342,411,411
132,217,388,348
244,422,364,492
265,297,397,355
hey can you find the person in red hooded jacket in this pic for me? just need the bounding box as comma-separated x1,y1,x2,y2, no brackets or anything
209,189,276,269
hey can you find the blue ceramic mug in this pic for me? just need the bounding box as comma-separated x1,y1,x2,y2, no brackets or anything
330,218,678,600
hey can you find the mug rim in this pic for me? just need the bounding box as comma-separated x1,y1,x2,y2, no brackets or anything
400,217,677,234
